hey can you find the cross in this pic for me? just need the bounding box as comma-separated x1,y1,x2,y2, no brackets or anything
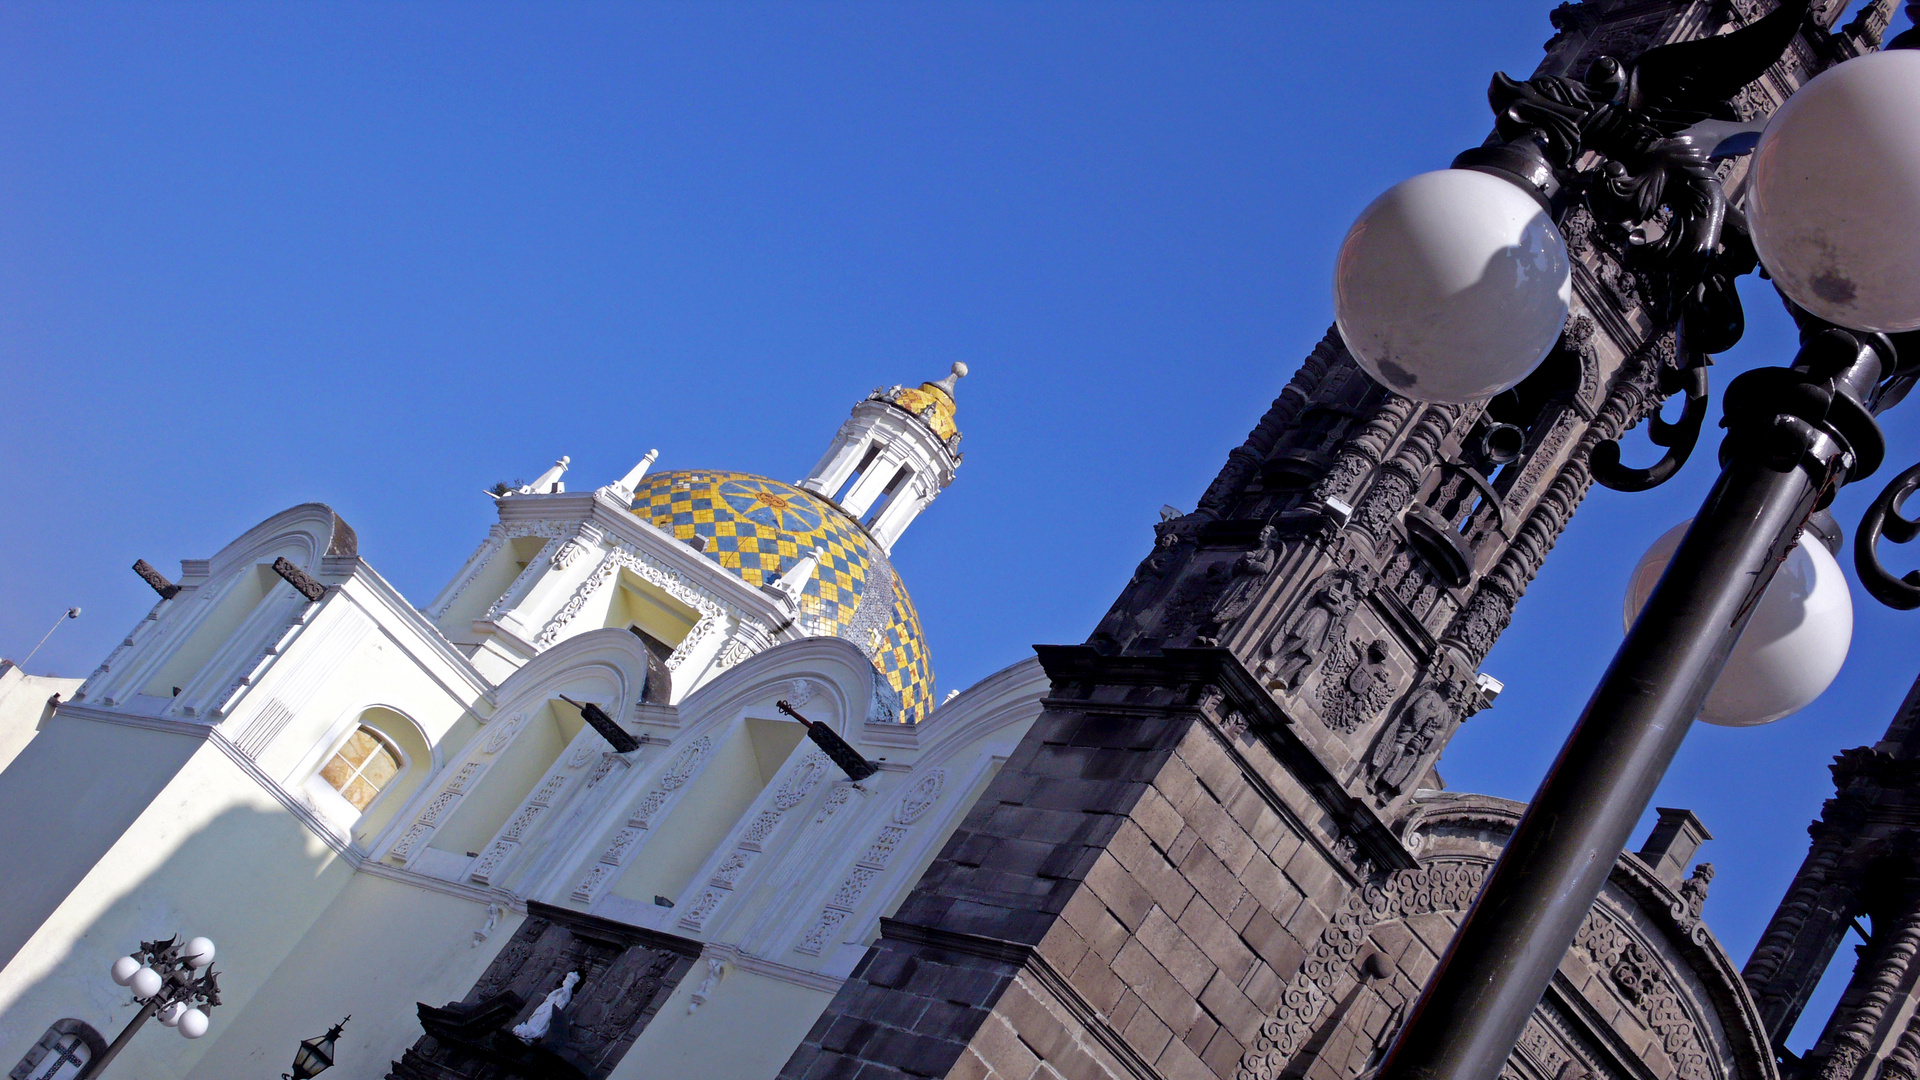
35,1035,87,1080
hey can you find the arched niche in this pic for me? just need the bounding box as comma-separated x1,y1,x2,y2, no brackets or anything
9,1018,106,1080
300,704,434,847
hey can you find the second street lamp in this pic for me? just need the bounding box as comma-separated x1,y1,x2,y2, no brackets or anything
1315,9,1920,1080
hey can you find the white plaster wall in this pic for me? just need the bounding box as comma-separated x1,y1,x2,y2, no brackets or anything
0,662,83,777
184,873,519,1080
0,715,204,970
0,740,357,1080
610,964,831,1080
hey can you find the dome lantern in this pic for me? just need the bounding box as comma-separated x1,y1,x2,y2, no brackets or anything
799,363,968,553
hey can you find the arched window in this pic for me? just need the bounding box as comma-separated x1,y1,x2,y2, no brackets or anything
319,726,403,811
9,1019,105,1080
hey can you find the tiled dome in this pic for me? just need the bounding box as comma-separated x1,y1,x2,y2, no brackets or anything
632,470,933,724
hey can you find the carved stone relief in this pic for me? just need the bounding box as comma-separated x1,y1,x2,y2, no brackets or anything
571,735,713,903
678,751,833,932
1318,639,1396,734
1259,568,1369,693
796,770,946,956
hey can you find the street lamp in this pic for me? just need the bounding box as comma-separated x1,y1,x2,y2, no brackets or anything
93,934,221,1075
1624,517,1854,727
1324,11,1920,1080
284,1017,348,1080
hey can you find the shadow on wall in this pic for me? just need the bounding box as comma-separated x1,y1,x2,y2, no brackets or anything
0,800,353,1080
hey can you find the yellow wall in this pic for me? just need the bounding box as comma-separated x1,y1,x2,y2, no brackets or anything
184,874,517,1080
0,737,356,1080
610,964,832,1080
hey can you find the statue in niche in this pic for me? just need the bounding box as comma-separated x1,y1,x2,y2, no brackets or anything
1197,525,1280,645
1369,681,1460,796
1261,569,1366,692
1319,639,1394,734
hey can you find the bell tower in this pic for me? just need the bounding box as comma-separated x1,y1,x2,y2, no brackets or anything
1743,670,1920,1080
780,3,1891,1080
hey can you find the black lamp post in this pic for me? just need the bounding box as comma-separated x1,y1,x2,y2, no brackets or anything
284,1017,348,1080
1322,5,1920,1080
89,934,221,1078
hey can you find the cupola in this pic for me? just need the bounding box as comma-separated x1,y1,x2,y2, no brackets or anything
798,363,967,553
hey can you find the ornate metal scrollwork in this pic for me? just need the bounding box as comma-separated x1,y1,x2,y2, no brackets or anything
1464,2,1808,492
1592,360,1710,492
1856,461,1920,610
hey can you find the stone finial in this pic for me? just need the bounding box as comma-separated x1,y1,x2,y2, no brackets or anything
525,457,570,495
766,550,821,608
932,362,968,396
607,449,660,501
616,449,659,493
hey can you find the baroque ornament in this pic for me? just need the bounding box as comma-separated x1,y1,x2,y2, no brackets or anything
1318,639,1396,733
1261,569,1369,692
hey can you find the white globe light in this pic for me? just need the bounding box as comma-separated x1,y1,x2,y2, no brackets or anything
1749,49,1920,333
157,1001,185,1027
1625,520,1852,726
110,956,141,986
177,1007,209,1039
129,966,162,1000
180,937,215,969
1334,168,1572,404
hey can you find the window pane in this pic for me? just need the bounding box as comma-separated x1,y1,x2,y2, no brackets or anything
319,754,355,791
343,776,378,811
361,744,400,789
340,729,380,768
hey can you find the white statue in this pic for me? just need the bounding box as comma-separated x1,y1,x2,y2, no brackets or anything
512,971,580,1043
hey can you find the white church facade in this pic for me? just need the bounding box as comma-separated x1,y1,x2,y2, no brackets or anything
0,364,1047,1079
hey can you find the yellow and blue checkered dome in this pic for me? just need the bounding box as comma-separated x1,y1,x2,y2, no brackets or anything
633,470,933,724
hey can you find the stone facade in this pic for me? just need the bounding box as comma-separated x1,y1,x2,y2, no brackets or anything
387,902,700,1080
1742,672,1920,1080
779,2,1899,1078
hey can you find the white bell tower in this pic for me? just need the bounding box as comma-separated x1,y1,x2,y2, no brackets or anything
800,363,967,553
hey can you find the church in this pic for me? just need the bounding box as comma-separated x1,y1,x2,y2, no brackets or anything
3,1,1919,1079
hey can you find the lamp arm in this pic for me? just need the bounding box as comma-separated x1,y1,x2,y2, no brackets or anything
1592,362,1711,492
1856,459,1920,609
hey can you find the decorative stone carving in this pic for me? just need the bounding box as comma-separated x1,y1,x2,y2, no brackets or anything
1205,525,1281,630
1239,861,1488,1077
468,840,516,885
895,770,945,825
1260,568,1368,692
571,735,712,902
483,715,522,755
1368,667,1479,796
1351,466,1416,539
794,771,945,957
1318,639,1395,734
814,785,854,824
774,753,830,811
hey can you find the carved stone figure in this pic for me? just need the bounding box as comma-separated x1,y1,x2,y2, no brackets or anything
1319,639,1394,733
1262,569,1365,692
1207,525,1281,626
1369,681,1458,795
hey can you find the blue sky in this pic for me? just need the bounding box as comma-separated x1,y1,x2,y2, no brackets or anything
2,0,1913,1049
